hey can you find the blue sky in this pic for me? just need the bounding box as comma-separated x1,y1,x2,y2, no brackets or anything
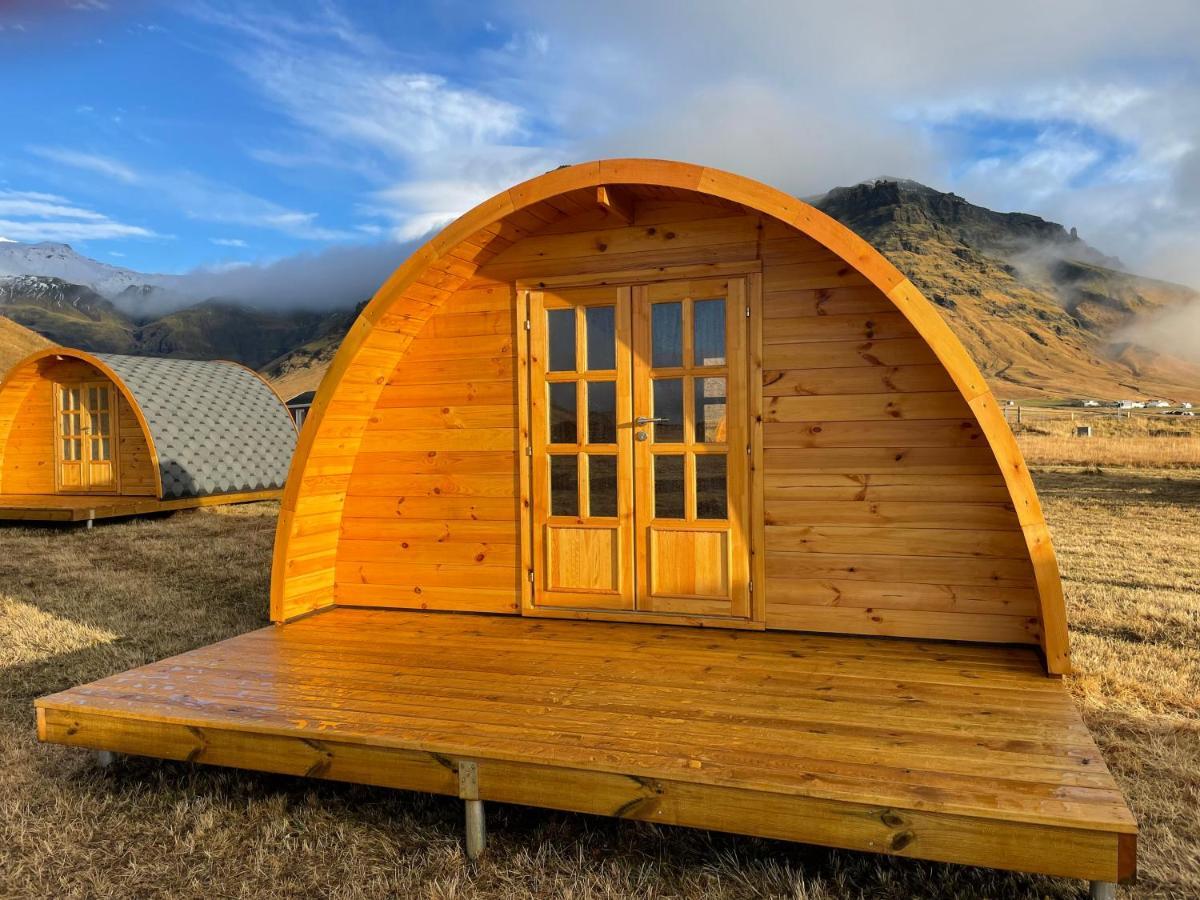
2,0,1198,300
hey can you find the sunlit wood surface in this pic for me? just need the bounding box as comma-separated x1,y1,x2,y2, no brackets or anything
0,490,281,521
38,607,1135,882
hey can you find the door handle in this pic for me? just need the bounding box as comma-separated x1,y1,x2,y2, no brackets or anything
634,416,670,425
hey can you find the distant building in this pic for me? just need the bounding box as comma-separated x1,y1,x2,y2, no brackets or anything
1082,400,1101,407
1150,400,1170,408
286,390,317,428
1116,400,1144,409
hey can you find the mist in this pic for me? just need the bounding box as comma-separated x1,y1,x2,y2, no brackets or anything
166,238,421,314
1117,298,1200,365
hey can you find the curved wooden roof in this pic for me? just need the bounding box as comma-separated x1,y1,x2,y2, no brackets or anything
273,159,1070,673
0,348,297,499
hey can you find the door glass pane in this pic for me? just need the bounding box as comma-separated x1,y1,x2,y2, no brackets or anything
693,376,727,443
98,388,109,410
696,455,728,519
651,302,682,368
586,381,616,444
88,386,98,409
70,388,80,407
588,455,618,517
585,306,616,371
651,378,683,443
550,456,578,516
60,413,72,435
61,440,71,460
693,299,726,366
547,309,576,372
548,382,577,444
100,438,112,461
60,387,70,408
72,413,81,434
653,455,685,519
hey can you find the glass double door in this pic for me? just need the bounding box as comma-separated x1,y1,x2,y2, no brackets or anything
528,277,750,619
55,381,118,493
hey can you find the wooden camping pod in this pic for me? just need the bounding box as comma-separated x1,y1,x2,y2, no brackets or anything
36,161,1136,889
270,159,1069,674
0,347,297,521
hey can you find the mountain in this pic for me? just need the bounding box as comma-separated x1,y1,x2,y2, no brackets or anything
0,273,349,370
814,179,1200,399
260,303,363,399
0,275,137,353
2,182,1199,402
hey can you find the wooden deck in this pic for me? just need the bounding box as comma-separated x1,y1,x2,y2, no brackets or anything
0,490,282,522
36,608,1136,883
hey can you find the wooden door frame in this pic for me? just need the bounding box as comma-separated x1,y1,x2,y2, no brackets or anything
53,378,121,495
516,261,765,629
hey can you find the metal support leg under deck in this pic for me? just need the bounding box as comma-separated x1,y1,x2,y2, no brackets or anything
1090,882,1117,899
464,799,486,860
459,760,486,860
94,750,115,768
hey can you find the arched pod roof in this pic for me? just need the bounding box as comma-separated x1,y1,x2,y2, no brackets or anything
273,158,1071,673
1,348,297,498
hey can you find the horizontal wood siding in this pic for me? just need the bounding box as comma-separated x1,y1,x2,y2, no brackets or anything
757,221,1038,643
333,282,522,613
298,188,1043,647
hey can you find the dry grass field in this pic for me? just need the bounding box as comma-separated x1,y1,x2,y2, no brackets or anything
1013,409,1200,469
1,468,1197,898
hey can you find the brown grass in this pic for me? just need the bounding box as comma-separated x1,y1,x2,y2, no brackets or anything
1,478,1197,898
1013,412,1200,469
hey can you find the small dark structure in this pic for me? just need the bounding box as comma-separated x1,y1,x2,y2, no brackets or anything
285,390,316,428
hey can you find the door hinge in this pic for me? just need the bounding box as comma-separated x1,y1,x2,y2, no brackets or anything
526,444,533,456
748,580,754,593
746,305,751,318
524,319,532,331
527,570,535,583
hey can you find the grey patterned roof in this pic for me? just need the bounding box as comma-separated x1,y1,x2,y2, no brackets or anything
95,354,297,499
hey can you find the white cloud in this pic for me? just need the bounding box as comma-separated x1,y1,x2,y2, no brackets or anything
31,144,352,241
191,1,557,243
0,189,157,243
0,217,155,242
29,146,139,184
210,237,248,247
173,239,419,311
0,190,110,221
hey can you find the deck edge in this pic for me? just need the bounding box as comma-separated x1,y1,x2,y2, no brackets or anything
38,705,1135,883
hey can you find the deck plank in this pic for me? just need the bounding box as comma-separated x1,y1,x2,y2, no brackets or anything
36,607,1136,881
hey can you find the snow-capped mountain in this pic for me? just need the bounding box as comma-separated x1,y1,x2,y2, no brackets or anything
0,241,171,297
0,241,195,317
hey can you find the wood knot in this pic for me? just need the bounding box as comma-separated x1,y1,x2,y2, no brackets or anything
879,811,905,828
889,830,915,852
